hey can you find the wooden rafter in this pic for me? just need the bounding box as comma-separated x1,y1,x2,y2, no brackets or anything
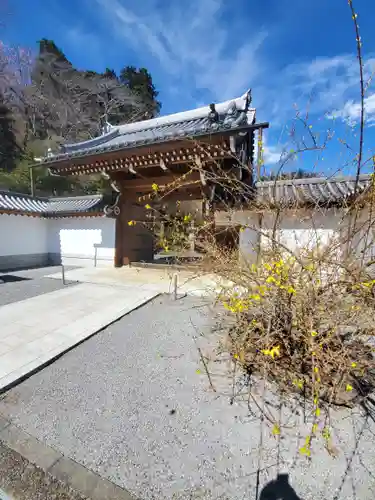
51,140,233,176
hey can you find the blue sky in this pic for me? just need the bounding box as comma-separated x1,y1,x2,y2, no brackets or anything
3,0,375,175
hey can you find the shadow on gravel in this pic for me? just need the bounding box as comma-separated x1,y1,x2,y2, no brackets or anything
0,275,31,283
259,474,302,500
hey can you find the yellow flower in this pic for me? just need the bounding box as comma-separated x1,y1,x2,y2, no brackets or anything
250,294,261,301
128,220,136,226
183,214,191,223
312,423,318,433
314,367,319,373
152,183,159,192
239,226,245,232
322,427,331,440
293,379,304,389
266,276,276,284
145,204,152,209
311,331,318,337
262,345,280,359
346,384,353,392
287,286,296,295
233,354,239,360
351,362,357,368
272,424,280,435
196,369,201,375
299,446,311,457
315,407,321,417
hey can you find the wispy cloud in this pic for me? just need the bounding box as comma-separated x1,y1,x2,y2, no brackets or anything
328,93,375,127
93,0,268,103
262,54,375,124
93,0,375,127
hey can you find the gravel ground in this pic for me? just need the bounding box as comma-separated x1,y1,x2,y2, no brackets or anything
0,442,87,500
0,266,78,307
0,295,374,499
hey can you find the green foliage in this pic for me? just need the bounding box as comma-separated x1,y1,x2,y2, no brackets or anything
0,160,30,193
120,65,161,118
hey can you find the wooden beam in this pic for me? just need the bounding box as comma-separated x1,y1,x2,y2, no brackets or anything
257,127,263,180
122,171,201,191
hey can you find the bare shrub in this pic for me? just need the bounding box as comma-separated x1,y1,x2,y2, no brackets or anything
123,0,375,460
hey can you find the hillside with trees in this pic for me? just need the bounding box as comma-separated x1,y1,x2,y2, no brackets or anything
0,39,161,195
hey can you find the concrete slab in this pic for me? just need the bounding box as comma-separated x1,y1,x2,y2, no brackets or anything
0,283,159,391
46,265,232,297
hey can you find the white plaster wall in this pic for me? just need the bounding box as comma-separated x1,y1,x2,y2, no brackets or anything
0,214,48,256
234,211,261,265
266,209,343,258
48,217,115,267
224,208,345,262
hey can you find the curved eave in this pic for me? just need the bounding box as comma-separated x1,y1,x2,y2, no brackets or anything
36,122,270,171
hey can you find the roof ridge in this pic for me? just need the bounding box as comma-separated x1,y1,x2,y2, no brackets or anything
115,91,252,136
256,174,371,187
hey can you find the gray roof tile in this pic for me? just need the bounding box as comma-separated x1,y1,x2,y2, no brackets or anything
255,175,371,206
0,191,106,216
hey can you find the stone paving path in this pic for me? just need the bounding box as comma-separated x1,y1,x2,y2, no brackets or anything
46,265,230,297
0,282,159,392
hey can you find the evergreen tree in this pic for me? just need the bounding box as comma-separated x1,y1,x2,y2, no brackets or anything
120,66,161,119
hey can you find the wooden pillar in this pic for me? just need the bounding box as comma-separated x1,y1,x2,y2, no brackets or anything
114,188,125,267
114,214,124,267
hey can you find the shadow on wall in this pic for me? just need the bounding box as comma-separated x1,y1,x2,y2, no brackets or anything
259,474,302,500
48,218,115,267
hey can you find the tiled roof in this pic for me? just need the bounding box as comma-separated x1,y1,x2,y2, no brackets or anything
255,175,372,206
0,191,106,216
41,91,256,164
2,174,367,218
46,195,105,214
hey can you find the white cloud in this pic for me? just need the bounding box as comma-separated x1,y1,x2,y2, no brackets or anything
253,133,284,165
86,0,375,130
78,0,375,165
328,93,375,126
93,0,267,102
262,54,375,124
263,144,283,165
